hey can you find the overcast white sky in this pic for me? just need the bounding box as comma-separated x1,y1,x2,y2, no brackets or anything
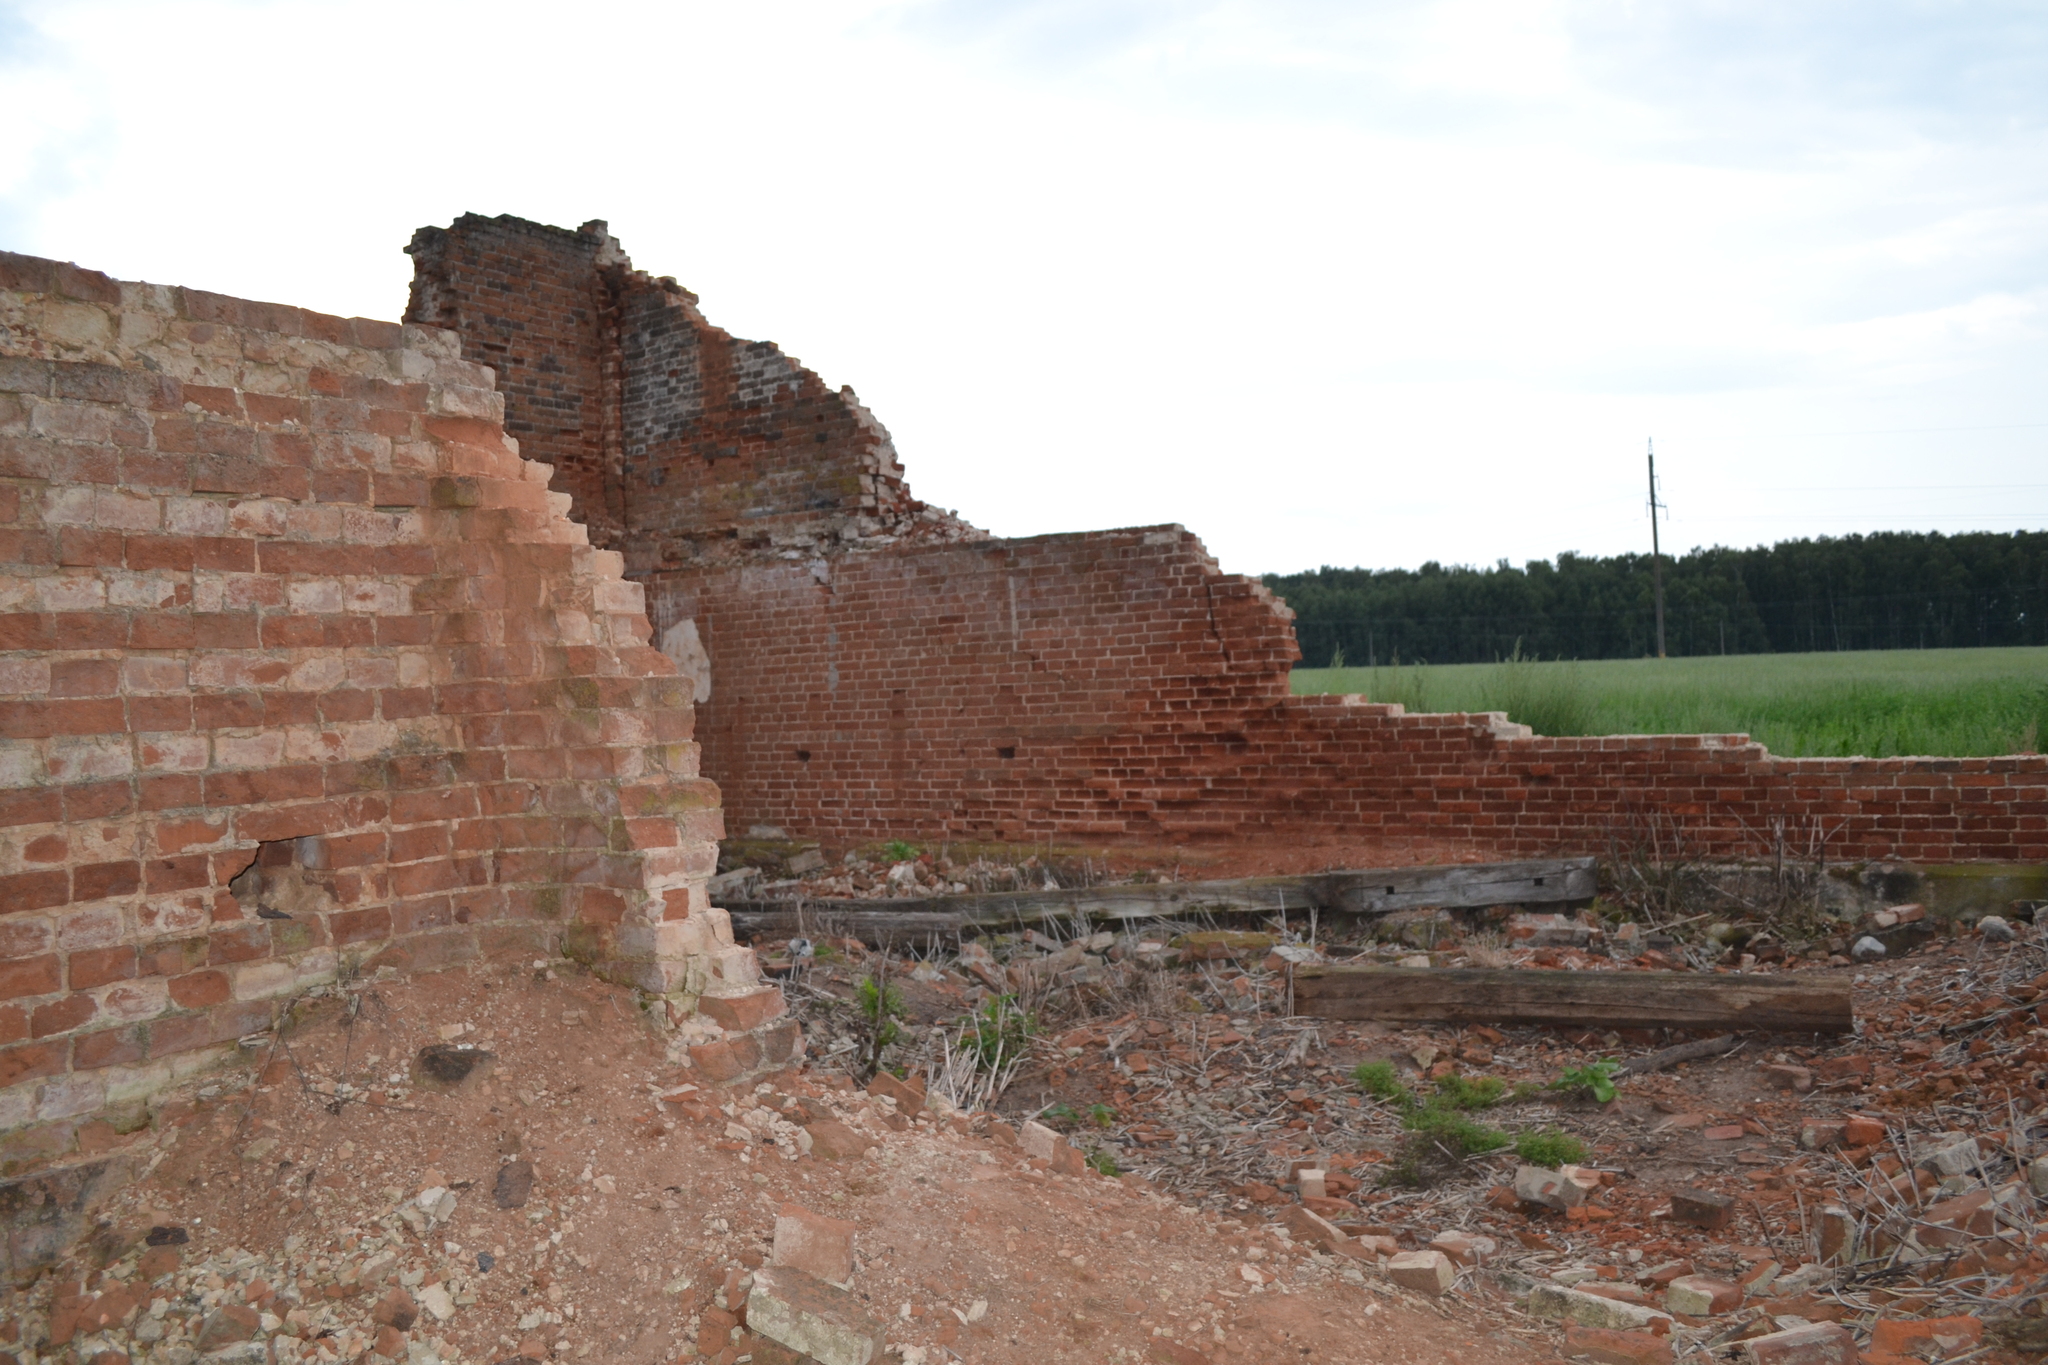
3,0,2043,576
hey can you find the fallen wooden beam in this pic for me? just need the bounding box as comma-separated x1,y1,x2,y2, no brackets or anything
1304,859,1597,915
725,877,1303,943
723,856,1598,943
1290,966,1853,1034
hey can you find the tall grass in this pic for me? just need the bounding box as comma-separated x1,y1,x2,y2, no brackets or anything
1295,646,2048,758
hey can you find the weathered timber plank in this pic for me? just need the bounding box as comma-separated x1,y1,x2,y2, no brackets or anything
725,857,1599,942
725,879,1302,941
1306,858,1597,915
1291,966,1852,1033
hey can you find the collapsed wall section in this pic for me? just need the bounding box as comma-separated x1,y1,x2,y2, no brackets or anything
0,251,784,1167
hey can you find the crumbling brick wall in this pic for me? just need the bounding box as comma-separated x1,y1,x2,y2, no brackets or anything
655,527,2048,862
405,215,978,570
408,214,2048,867
0,251,784,1165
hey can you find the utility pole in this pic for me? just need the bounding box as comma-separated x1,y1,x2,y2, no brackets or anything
1647,440,1667,659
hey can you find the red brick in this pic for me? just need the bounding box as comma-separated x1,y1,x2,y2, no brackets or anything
72,859,142,900
0,868,68,910
31,992,97,1037
0,1038,66,1088
0,953,61,1000
167,970,230,1009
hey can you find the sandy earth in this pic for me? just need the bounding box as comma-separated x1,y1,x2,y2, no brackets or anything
2,959,1549,1365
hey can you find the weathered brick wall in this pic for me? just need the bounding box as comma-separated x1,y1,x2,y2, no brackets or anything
406,214,2048,868
0,251,781,1165
650,527,2048,862
407,215,980,574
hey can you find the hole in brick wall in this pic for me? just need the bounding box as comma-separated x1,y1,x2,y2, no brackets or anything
997,746,1017,760
796,749,812,762
226,838,340,921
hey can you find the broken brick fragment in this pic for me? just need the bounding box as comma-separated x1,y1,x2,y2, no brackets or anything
1669,1188,1735,1230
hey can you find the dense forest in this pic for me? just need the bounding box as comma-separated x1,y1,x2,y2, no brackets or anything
1265,530,2048,666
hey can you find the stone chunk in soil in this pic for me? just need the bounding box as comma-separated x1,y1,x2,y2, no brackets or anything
492,1158,535,1209
415,1042,496,1087
1387,1249,1456,1296
747,1265,888,1365
774,1202,858,1285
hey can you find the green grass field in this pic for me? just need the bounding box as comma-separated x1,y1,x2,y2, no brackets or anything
1291,647,2048,758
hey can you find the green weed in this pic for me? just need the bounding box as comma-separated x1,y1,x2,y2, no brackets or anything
1551,1060,1622,1105
881,839,920,862
1087,1149,1121,1177
1514,1129,1589,1167
1433,1074,1507,1110
964,993,1036,1070
1352,1060,1410,1104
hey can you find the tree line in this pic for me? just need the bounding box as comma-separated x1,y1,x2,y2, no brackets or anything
1266,530,2048,666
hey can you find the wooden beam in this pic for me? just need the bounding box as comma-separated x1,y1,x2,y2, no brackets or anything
1305,859,1597,915
725,878,1302,942
1291,965,1853,1034
723,856,1599,943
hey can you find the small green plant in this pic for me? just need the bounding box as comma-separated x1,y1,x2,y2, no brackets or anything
1088,1103,1116,1128
1514,1129,1589,1167
1352,1060,1411,1104
812,940,838,962
1087,1149,1121,1177
1552,1059,1623,1104
853,971,905,1080
964,993,1035,1069
1433,1074,1506,1110
1042,1102,1080,1127
881,839,920,862
1405,1105,1511,1155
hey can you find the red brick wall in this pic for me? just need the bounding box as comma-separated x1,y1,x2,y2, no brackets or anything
650,527,2048,864
404,216,624,545
406,214,2048,868
0,250,773,1162
405,214,980,575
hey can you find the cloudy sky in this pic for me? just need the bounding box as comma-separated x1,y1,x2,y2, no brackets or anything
3,0,2043,575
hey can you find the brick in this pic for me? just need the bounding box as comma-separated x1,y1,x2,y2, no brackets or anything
772,1203,856,1285
0,953,62,999
1868,1316,1983,1356
167,970,230,1009
744,1266,886,1365
1669,1188,1735,1230
697,987,785,1032
1564,1326,1675,1365
866,1068,924,1118
1737,1323,1854,1365
1385,1249,1455,1296
803,1120,868,1161
1665,1275,1742,1316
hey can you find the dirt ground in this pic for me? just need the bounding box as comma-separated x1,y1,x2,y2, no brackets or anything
11,905,2048,1365
1,958,1549,1365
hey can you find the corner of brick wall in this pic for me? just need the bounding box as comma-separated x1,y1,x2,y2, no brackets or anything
0,248,777,1171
